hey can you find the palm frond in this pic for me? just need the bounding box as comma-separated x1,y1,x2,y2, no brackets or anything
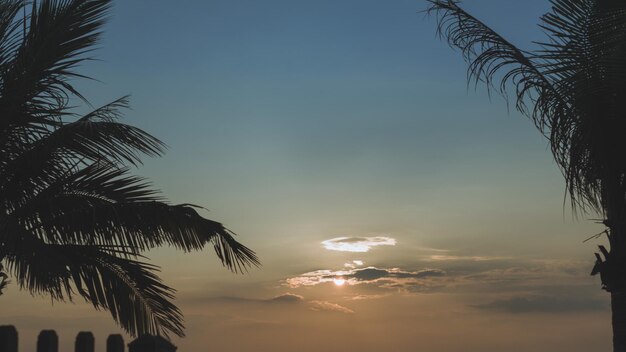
0,1,24,68
0,97,165,212
0,262,9,295
426,0,626,216
7,162,258,271
2,234,184,336
0,0,260,337
533,0,626,214
0,0,111,133
425,0,564,132
31,201,260,271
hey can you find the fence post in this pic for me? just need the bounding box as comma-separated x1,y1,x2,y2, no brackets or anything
75,331,95,352
107,334,124,352
0,325,18,352
37,330,58,352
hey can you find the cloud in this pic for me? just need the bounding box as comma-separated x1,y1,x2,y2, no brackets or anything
269,293,304,304
282,257,596,303
348,267,445,281
349,267,389,281
473,295,608,313
208,293,304,305
322,236,396,252
344,260,364,269
205,293,357,315
427,255,510,261
285,266,445,289
309,301,354,314
347,294,389,301
210,293,353,315
285,270,342,287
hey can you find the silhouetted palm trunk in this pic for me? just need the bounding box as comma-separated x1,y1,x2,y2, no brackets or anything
612,291,626,352
610,231,626,351
598,220,626,352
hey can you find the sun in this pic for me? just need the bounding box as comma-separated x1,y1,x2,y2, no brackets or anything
333,278,346,286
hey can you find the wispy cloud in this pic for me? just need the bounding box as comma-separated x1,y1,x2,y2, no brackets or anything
285,266,445,289
282,257,595,299
347,294,389,301
285,269,345,287
204,293,353,314
427,255,510,261
344,260,364,268
322,236,396,252
473,295,608,313
207,294,302,305
309,300,354,314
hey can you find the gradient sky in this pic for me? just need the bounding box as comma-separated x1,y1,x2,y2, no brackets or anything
2,1,612,351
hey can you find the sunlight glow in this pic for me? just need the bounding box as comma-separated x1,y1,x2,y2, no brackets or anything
333,278,346,286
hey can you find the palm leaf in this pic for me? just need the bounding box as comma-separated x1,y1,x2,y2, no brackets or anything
426,0,562,129
0,0,259,337
2,233,184,336
425,0,626,214
8,162,259,271
0,262,9,295
0,0,111,145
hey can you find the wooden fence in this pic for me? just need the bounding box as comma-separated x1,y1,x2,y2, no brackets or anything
0,325,125,352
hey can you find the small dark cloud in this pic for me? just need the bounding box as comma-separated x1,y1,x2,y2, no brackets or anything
209,293,304,305
347,267,445,281
349,268,389,281
269,293,304,304
473,295,608,313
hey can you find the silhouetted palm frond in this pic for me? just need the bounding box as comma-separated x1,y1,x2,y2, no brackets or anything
0,262,8,295
427,0,626,215
426,0,562,125
0,0,258,337
427,2,626,348
3,235,183,336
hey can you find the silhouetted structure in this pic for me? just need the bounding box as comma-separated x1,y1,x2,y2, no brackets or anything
37,330,58,352
0,325,18,352
0,327,127,352
128,335,177,352
107,334,125,352
75,331,95,352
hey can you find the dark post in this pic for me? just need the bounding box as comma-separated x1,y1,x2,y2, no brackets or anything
75,331,95,352
128,335,177,352
37,330,58,352
0,325,18,352
107,334,125,352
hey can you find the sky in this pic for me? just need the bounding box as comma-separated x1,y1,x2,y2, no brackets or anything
1,1,613,351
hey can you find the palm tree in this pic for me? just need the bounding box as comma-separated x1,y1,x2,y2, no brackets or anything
0,0,259,338
426,0,626,350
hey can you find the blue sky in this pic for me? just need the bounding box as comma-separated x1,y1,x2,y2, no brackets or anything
4,1,612,351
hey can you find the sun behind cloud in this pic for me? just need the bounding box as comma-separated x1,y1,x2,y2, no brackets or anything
333,278,346,286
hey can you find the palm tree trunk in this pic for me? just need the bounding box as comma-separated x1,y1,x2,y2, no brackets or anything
613,291,626,352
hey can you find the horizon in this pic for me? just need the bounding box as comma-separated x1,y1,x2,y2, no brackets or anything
1,1,613,351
